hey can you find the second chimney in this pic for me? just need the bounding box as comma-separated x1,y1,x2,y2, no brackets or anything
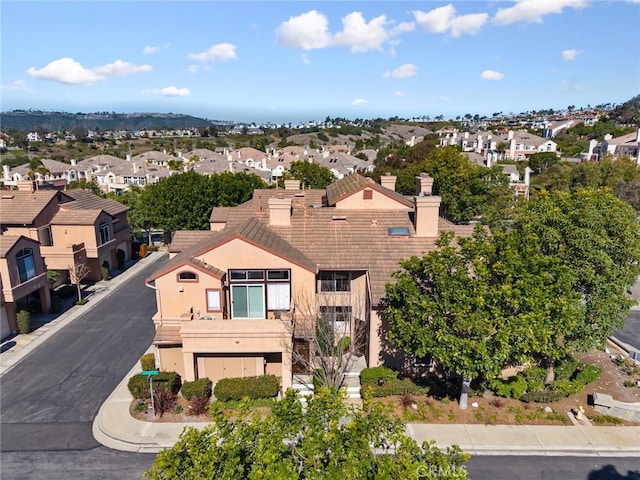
415,173,434,196
380,173,397,191
284,179,301,190
269,197,292,226
414,195,441,237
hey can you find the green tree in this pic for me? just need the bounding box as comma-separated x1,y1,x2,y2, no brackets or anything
284,161,336,189
67,178,104,196
528,152,560,174
385,229,519,406
145,389,469,479
26,158,50,183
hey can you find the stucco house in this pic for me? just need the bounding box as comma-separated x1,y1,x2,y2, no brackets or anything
0,235,52,339
145,173,473,390
599,128,640,164
0,186,132,283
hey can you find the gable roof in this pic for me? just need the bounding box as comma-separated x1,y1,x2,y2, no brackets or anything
325,173,413,208
0,235,40,258
170,230,216,253
63,189,129,216
0,190,71,225
52,208,104,225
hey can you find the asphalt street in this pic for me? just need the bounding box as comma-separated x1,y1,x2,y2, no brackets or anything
0,255,168,453
615,310,640,352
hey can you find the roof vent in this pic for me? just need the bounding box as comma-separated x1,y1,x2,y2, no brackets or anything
294,193,305,197
332,216,347,221
388,227,410,236
1,195,14,199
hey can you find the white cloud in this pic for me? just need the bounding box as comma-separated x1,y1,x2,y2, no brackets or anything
27,58,103,84
1,79,27,91
187,64,200,74
413,5,456,33
494,0,588,25
383,63,418,79
333,12,389,53
352,98,367,106
390,21,415,35
301,53,310,65
94,60,151,77
393,90,404,97
481,69,505,80
188,43,237,62
413,5,488,37
142,45,159,55
276,10,331,50
450,13,489,37
144,86,190,97
562,49,581,60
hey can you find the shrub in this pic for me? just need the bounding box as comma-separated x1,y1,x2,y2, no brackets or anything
127,371,182,399
213,375,280,402
574,365,602,386
490,375,527,399
181,378,213,400
140,353,156,372
551,379,580,397
522,366,547,385
75,298,89,306
153,388,177,418
360,366,398,385
365,378,425,398
554,356,580,381
188,396,210,415
520,390,565,403
591,414,624,425
16,310,30,334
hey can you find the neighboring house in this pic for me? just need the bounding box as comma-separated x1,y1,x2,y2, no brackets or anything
599,128,640,164
144,173,473,389
0,235,52,339
0,187,132,282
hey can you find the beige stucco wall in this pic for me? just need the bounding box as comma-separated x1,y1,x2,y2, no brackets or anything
157,346,185,378
335,188,410,210
154,266,223,319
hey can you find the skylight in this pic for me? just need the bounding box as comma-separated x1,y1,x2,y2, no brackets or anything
388,227,410,236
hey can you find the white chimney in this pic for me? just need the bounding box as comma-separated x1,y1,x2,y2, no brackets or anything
269,197,292,226
71,159,77,166
2,165,10,180
380,174,397,191
126,154,131,162
524,167,531,186
415,174,434,196
414,195,441,237
507,130,514,140
487,156,492,169
133,163,138,173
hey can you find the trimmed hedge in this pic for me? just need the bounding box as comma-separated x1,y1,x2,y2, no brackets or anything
360,366,398,385
16,310,30,334
140,353,156,371
490,375,528,400
363,378,425,398
127,371,182,399
213,375,280,402
181,378,213,400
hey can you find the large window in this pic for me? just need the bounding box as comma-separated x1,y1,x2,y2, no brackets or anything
17,248,36,283
319,271,351,292
37,226,53,246
229,269,290,319
98,220,110,244
206,289,221,312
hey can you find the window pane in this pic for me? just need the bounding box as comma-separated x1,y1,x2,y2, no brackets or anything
232,285,248,317
207,290,220,311
230,270,246,280
248,285,264,317
268,283,290,310
267,270,289,280
247,270,265,280
178,272,197,281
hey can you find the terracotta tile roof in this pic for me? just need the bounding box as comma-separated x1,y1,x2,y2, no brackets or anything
152,325,182,345
52,208,103,225
0,235,35,258
63,189,129,216
325,173,413,208
0,190,69,225
170,231,216,253
188,257,226,278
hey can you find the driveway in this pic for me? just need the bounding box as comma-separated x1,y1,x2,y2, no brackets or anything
0,254,168,452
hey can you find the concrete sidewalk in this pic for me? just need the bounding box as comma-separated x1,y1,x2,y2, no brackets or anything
93,357,640,456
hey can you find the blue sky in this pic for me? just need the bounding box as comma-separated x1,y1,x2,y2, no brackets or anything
1,1,639,123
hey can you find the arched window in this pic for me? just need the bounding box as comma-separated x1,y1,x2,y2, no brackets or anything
99,220,110,244
177,271,198,282
16,248,36,283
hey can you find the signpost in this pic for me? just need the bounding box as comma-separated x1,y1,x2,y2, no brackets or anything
141,370,159,417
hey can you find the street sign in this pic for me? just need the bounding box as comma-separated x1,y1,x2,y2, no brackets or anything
141,370,159,376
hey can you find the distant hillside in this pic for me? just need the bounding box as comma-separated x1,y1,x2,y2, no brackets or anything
0,110,214,131
608,95,640,125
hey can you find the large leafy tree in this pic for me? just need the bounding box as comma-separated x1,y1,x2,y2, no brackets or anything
284,160,336,189
145,389,469,480
385,229,520,406
138,170,266,234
